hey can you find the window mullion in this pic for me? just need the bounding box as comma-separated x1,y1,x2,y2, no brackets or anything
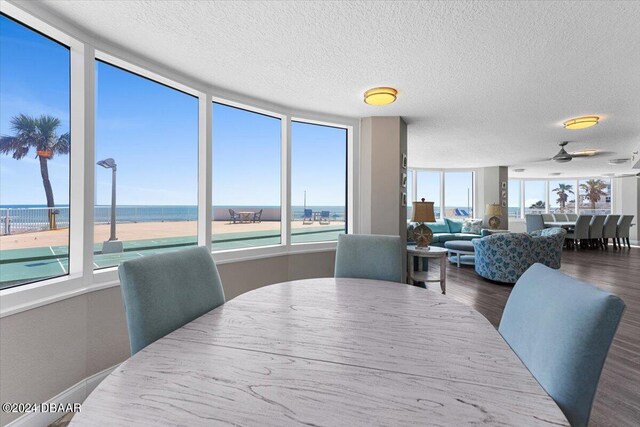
282,116,292,247
198,95,212,250
69,42,95,277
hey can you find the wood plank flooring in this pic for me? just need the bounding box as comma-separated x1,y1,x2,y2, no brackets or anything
425,245,640,427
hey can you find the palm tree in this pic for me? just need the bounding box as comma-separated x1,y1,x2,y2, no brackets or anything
552,183,574,212
529,200,545,210
0,114,70,225
579,179,608,210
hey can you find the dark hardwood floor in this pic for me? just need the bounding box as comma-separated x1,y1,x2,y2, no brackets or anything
427,245,640,427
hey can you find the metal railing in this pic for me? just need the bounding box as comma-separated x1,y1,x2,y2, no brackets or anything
1,207,70,235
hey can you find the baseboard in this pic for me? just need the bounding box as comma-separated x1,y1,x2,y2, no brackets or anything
5,364,118,427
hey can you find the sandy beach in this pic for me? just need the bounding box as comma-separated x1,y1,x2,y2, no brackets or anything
0,220,345,250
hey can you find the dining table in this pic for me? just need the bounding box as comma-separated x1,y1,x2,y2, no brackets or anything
71,278,568,426
544,221,576,228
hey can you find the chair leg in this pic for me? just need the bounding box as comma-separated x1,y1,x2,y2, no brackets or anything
603,238,608,250
627,237,631,249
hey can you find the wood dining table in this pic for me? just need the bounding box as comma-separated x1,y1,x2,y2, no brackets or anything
71,278,568,426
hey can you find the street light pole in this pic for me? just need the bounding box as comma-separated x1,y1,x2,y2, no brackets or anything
97,158,122,254
109,163,117,241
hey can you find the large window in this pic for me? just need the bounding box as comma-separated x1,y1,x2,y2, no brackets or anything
212,103,281,249
549,180,576,213
508,179,521,218
444,171,474,218
290,121,347,243
524,180,546,214
0,15,70,289
94,60,198,269
579,178,611,214
509,178,612,218
415,171,441,218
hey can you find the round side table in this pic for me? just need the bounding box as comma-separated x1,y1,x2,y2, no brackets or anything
407,245,448,294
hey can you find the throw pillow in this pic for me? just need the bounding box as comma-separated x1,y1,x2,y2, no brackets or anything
445,218,464,233
461,219,483,234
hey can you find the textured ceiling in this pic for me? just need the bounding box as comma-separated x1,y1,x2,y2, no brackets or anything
16,0,640,178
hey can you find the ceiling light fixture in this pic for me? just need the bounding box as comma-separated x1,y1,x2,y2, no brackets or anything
513,168,525,172
364,87,397,106
549,172,562,176
608,158,630,165
571,149,598,156
563,116,600,130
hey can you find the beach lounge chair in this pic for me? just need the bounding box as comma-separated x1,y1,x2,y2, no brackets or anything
252,209,263,223
303,209,313,224
228,209,240,224
320,210,330,224
454,208,469,217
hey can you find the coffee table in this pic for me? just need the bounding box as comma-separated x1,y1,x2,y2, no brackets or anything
444,240,475,267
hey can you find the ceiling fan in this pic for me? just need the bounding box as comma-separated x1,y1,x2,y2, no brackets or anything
551,141,602,163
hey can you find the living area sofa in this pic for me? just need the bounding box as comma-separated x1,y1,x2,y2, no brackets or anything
472,227,566,283
407,218,489,247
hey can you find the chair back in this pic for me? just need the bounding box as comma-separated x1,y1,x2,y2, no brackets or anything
253,209,263,220
573,215,592,240
321,210,330,217
525,214,545,233
602,215,620,239
228,209,235,216
335,234,403,283
541,213,554,222
589,215,606,239
553,213,568,221
617,215,634,238
499,264,624,427
118,246,225,355
566,213,578,221
304,209,313,217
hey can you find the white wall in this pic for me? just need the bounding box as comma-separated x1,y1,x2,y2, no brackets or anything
0,250,336,426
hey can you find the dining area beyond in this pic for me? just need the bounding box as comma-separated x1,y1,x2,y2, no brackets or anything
526,213,635,249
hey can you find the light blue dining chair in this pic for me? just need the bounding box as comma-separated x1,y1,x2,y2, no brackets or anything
525,214,545,233
566,213,578,221
553,213,568,221
334,234,403,282
118,246,226,355
499,264,625,427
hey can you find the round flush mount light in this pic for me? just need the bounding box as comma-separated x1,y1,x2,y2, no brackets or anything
563,116,600,130
364,87,397,105
549,172,562,176
513,168,526,172
608,158,630,165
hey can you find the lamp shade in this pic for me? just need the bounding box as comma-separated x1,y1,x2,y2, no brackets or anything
412,199,436,222
486,203,502,216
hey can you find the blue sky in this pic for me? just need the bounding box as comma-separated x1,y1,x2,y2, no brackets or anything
415,170,473,208
1,15,347,208
0,14,70,205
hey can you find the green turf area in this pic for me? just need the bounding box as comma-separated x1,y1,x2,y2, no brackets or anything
0,226,344,290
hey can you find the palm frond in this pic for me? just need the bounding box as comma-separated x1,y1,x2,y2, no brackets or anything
0,135,31,159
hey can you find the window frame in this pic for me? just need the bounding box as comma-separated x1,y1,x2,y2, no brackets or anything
0,3,358,316
409,168,477,220
509,177,613,220
289,118,349,245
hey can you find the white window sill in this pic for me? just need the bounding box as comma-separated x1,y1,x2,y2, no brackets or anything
0,242,337,318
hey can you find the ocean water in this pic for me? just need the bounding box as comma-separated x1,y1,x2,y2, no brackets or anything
0,204,346,228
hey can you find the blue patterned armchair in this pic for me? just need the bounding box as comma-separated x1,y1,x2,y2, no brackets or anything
473,228,566,283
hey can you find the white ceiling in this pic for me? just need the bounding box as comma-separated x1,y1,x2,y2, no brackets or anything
16,0,640,178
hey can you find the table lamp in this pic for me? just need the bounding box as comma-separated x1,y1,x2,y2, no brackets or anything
486,203,502,230
411,198,436,250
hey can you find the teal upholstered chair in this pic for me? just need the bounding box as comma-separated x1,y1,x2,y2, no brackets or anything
118,246,225,355
499,264,625,427
334,234,403,282
525,214,545,233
